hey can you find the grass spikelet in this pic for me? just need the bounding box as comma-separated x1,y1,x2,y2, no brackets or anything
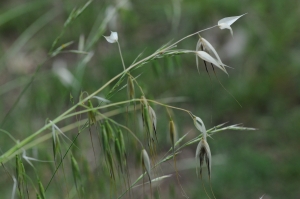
195,138,211,179
196,37,202,74
117,129,126,157
38,180,46,199
117,128,128,171
116,128,131,195
196,51,228,75
88,99,96,125
169,120,188,198
149,105,157,142
142,101,154,143
16,154,26,198
141,149,152,198
141,149,151,181
105,120,115,142
195,138,212,199
199,35,227,71
52,131,60,161
101,124,109,154
169,120,176,154
19,162,29,198
127,75,135,100
71,155,84,197
106,151,116,181
193,116,207,140
16,156,23,198
87,99,97,167
115,138,123,173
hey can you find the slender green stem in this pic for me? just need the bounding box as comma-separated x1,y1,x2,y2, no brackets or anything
147,99,194,119
163,25,218,52
130,75,145,96
117,41,126,70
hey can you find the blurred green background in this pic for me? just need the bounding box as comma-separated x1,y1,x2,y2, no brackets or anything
0,0,299,198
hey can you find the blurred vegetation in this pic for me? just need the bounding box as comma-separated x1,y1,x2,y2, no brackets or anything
0,0,299,198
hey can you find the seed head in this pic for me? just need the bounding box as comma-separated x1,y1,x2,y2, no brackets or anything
193,116,207,140
169,120,176,153
195,138,211,179
104,31,118,43
218,13,247,37
141,149,151,181
148,105,157,140
127,75,135,100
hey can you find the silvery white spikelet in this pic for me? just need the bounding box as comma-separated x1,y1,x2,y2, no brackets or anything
196,51,228,75
148,106,157,135
104,31,118,43
193,116,207,140
218,13,247,37
193,116,212,179
200,36,231,70
196,36,232,74
141,149,151,181
195,38,202,74
195,138,212,179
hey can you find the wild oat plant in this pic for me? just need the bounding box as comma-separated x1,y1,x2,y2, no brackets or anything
0,3,254,199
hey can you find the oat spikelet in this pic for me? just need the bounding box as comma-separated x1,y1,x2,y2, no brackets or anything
141,149,151,181
127,75,135,100
195,138,211,179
